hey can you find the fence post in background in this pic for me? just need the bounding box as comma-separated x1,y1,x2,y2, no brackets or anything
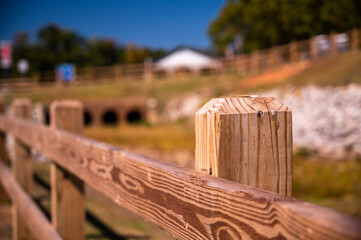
250,51,260,71
270,47,279,66
235,56,244,73
329,33,338,57
34,102,45,124
86,67,94,82
116,65,123,81
195,96,293,196
310,37,318,60
143,57,153,81
50,100,85,240
33,72,40,88
351,28,359,53
115,65,123,82
11,98,32,240
0,99,10,203
289,42,298,62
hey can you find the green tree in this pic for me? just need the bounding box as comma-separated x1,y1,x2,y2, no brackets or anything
9,23,169,79
12,32,31,76
35,24,88,70
86,38,118,66
208,0,361,54
124,43,150,64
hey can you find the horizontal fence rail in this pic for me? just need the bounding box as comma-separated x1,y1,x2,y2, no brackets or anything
0,160,62,240
0,114,360,240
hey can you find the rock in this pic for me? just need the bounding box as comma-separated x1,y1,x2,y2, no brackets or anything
261,84,361,159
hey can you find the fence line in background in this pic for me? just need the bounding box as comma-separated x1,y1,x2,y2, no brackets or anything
0,29,359,90
0,98,361,239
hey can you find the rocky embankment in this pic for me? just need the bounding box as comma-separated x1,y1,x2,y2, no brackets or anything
165,84,361,160
262,84,361,159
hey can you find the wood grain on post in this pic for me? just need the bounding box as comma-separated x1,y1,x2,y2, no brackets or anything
195,96,293,196
11,98,33,240
50,100,84,240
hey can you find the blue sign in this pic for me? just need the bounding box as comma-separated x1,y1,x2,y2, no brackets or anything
57,63,75,82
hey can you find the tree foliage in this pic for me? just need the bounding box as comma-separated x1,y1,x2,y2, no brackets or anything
9,24,166,77
208,0,361,54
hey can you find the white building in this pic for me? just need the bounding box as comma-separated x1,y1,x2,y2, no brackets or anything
155,46,221,73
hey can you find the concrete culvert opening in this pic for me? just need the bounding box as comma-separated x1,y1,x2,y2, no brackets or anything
84,111,92,126
44,109,50,125
127,110,142,123
102,110,118,125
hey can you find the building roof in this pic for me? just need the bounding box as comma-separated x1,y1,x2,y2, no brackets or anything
156,46,218,71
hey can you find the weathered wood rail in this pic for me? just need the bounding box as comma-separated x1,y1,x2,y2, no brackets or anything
0,161,62,240
0,98,361,240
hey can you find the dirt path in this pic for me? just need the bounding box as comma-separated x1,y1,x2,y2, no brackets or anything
239,61,310,88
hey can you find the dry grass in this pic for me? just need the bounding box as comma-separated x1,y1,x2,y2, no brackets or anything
84,123,195,152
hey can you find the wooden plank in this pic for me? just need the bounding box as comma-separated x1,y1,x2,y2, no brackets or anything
0,115,360,239
0,161,62,240
50,100,85,240
11,99,33,240
195,97,293,197
0,100,10,203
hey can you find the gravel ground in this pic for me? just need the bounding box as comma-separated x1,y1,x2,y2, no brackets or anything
261,84,361,159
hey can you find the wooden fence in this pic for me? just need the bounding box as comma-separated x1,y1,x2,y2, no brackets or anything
0,97,361,240
0,28,359,90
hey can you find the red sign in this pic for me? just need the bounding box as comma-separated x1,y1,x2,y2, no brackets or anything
1,42,12,68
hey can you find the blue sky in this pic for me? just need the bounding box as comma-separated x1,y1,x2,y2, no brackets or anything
0,0,224,50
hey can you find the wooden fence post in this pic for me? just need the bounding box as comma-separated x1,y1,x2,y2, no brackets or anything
11,98,32,240
250,51,260,71
86,67,94,82
329,33,338,57
143,57,153,81
195,96,293,196
115,65,123,81
351,28,359,53
289,42,298,62
0,99,10,203
310,37,318,60
270,47,279,66
50,100,85,240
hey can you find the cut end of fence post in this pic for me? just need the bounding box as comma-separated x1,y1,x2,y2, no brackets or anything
195,96,293,196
